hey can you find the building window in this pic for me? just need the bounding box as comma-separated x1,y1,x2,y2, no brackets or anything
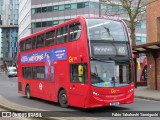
112,5,119,11
42,22,47,27
32,8,36,14
136,36,141,42
90,2,95,8
31,23,36,28
141,22,146,29
46,30,55,46
107,5,113,11
48,6,52,12
53,20,59,25
56,26,68,44
47,21,52,27
59,5,65,11
69,22,82,41
30,2,100,14
77,3,85,8
36,34,44,48
141,37,146,42
59,20,65,24
53,6,59,11
93,2,99,9
71,4,77,9
136,23,141,28
36,8,41,13
85,2,89,7
65,4,71,9
42,7,47,12
36,22,41,28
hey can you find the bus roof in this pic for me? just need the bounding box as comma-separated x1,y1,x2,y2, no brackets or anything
18,16,125,43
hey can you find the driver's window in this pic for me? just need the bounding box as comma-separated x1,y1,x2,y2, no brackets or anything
70,63,88,83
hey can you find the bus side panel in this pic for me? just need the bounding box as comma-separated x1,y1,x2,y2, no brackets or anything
67,23,91,108
48,56,70,103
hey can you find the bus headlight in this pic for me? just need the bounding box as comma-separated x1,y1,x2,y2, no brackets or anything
128,88,134,93
92,91,100,96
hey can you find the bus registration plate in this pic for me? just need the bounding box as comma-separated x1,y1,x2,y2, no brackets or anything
110,102,119,106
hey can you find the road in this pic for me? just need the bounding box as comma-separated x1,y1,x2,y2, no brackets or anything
0,73,160,120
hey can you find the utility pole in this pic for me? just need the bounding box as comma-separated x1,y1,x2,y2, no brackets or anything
99,0,101,17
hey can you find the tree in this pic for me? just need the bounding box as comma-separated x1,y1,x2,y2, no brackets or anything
100,0,146,46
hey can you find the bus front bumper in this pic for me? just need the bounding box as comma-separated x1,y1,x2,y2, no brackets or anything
84,91,134,108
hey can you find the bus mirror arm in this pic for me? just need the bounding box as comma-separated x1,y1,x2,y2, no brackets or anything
112,77,115,87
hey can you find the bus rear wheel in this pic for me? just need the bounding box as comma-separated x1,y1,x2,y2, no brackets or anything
26,86,31,99
59,89,68,107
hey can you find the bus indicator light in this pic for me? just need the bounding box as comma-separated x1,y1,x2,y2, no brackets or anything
39,83,43,90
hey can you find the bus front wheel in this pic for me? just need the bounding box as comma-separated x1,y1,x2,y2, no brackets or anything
26,86,31,99
59,89,68,107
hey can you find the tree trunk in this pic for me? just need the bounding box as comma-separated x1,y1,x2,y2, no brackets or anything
130,22,136,47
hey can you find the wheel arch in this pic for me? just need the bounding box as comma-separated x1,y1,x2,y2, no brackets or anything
57,87,66,102
25,84,30,94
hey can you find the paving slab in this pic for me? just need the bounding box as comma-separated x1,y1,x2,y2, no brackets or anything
134,86,160,101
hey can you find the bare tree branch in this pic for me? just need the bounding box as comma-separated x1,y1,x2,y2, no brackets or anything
100,0,147,46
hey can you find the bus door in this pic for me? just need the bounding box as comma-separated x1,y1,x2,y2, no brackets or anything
69,63,88,107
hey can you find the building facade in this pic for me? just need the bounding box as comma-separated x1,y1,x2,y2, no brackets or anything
146,0,160,90
19,0,146,46
132,0,160,90
0,0,18,66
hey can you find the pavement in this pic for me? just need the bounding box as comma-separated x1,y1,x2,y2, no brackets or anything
0,95,104,120
0,83,160,120
134,86,160,101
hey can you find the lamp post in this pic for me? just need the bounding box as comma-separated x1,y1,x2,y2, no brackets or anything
99,0,101,17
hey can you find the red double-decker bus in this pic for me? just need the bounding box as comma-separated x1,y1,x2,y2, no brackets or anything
18,16,134,108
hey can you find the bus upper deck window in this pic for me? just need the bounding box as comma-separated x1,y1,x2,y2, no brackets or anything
32,37,36,49
25,38,32,50
20,41,25,52
46,30,55,46
56,26,68,44
36,34,44,48
69,22,82,41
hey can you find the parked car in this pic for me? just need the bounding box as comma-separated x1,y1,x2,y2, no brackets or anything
8,67,17,77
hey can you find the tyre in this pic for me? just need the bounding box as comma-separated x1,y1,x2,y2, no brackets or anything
26,86,31,99
59,89,68,107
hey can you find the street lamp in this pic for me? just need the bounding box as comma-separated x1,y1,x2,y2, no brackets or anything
99,0,101,17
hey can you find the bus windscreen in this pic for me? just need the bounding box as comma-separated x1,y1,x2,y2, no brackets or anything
86,18,127,41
